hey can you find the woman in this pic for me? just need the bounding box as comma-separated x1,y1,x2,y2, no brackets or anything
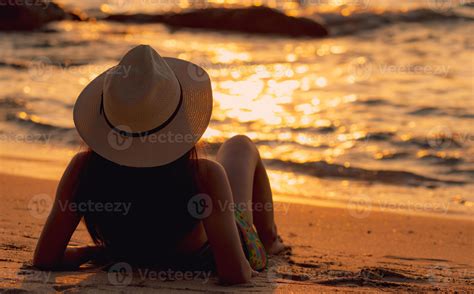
33,45,285,285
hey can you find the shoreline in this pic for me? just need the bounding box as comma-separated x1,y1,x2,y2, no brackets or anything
0,172,473,292
0,140,472,221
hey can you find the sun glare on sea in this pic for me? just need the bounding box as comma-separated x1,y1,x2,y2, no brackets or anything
97,0,389,14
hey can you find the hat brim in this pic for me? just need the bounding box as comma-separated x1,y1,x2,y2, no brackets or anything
73,57,212,167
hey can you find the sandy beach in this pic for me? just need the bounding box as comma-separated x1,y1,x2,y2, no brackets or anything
1,0,473,292
1,170,472,292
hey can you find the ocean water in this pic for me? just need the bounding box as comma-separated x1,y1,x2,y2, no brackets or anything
0,1,473,217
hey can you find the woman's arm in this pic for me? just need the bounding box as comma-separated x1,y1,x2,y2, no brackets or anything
33,152,100,270
198,159,255,285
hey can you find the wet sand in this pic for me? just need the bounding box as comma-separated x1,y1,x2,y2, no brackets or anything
0,171,473,292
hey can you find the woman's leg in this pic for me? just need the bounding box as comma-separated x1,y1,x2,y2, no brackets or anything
216,135,284,253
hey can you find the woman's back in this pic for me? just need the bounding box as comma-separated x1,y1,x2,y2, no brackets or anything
74,150,199,266
33,46,281,285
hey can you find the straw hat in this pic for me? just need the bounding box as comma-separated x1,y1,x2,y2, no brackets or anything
73,45,212,167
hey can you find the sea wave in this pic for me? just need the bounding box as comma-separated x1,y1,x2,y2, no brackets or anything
6,112,72,133
200,142,470,186
0,58,90,70
100,6,474,37
2,105,470,159
316,7,474,35
264,158,465,187
1,110,471,187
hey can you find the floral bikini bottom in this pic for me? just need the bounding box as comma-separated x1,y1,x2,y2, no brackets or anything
188,208,268,272
234,208,268,271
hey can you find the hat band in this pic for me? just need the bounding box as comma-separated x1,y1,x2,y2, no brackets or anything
99,83,183,138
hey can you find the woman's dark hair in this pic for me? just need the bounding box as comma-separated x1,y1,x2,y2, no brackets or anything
74,147,200,267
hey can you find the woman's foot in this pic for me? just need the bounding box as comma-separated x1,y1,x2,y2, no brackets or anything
260,224,289,255
265,235,288,255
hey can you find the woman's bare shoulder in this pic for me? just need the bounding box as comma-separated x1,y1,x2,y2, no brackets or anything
195,158,225,178
194,158,228,192
71,151,89,164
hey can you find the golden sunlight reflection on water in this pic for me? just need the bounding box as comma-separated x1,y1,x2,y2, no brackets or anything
200,40,361,168
94,0,433,16
5,16,472,214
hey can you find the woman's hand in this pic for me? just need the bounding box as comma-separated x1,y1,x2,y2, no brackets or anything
218,260,255,285
33,152,89,271
58,246,105,270
198,159,255,285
